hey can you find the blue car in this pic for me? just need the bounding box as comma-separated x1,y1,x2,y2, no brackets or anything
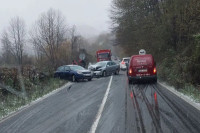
54,65,93,82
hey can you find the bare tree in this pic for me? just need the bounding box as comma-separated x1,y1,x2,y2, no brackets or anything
1,30,13,64
30,8,67,69
69,25,84,61
1,17,26,65
70,25,77,52
8,17,26,65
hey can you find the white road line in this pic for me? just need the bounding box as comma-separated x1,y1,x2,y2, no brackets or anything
89,76,113,133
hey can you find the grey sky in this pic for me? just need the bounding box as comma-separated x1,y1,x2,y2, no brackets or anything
0,0,112,35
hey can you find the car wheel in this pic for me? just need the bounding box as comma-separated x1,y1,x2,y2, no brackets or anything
153,78,157,83
102,71,106,77
88,78,92,81
115,70,119,75
72,75,76,82
128,79,132,84
133,80,137,84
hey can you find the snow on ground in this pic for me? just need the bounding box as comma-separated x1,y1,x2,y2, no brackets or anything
158,81,200,111
0,82,73,123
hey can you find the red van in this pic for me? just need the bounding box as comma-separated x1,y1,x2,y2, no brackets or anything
128,54,157,84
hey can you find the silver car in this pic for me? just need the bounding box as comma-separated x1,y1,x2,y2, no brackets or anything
88,61,120,77
120,57,130,70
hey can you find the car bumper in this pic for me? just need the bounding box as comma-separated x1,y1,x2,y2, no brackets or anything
120,65,127,70
76,74,93,79
121,68,127,70
92,71,103,77
129,75,157,81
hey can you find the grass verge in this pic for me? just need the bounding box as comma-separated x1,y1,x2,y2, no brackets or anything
0,78,67,120
179,84,200,103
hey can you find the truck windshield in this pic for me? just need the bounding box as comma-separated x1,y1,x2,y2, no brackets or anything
98,53,110,58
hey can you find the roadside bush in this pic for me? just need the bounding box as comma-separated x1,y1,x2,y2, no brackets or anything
0,77,67,119
0,66,55,95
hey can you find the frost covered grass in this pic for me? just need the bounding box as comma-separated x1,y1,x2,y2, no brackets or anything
158,64,200,104
179,84,200,103
159,81,200,104
0,78,67,120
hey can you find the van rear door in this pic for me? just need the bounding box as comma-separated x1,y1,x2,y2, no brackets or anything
131,55,153,76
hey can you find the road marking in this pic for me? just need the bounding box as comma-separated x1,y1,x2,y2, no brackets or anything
89,76,113,133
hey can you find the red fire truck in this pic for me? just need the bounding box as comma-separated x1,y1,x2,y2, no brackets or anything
96,49,112,62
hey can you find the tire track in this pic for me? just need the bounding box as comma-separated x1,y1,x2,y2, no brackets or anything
138,84,163,133
126,82,138,133
125,80,128,133
130,84,146,133
152,84,200,133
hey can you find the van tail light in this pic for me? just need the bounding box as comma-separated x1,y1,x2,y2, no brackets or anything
121,61,125,65
153,67,157,74
129,68,132,74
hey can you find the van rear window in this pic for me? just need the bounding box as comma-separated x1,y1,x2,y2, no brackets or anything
132,56,153,66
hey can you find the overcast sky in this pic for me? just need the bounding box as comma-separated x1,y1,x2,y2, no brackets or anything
0,0,112,36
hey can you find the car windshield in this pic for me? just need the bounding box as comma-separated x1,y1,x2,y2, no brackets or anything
123,59,130,63
95,61,107,67
70,66,85,71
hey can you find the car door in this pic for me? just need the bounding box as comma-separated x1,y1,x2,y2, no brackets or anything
106,62,112,75
58,66,65,79
55,66,62,78
63,66,71,79
111,62,117,73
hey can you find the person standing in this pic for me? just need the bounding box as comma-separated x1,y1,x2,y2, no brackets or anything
72,60,78,65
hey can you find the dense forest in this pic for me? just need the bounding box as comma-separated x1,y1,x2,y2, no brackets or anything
111,0,200,88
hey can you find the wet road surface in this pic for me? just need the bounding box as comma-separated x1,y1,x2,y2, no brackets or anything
126,84,200,133
0,72,200,133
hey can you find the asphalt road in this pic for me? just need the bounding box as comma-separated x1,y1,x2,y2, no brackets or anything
0,72,200,133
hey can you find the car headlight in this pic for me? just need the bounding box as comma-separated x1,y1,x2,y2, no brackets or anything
96,67,102,70
97,67,105,71
77,71,82,74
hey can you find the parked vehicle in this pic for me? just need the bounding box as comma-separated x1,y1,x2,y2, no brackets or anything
128,54,157,84
54,65,93,82
96,49,112,62
88,61,120,77
120,57,130,70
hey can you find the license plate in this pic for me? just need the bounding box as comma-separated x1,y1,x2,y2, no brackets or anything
136,73,150,76
138,69,147,72
84,74,91,76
